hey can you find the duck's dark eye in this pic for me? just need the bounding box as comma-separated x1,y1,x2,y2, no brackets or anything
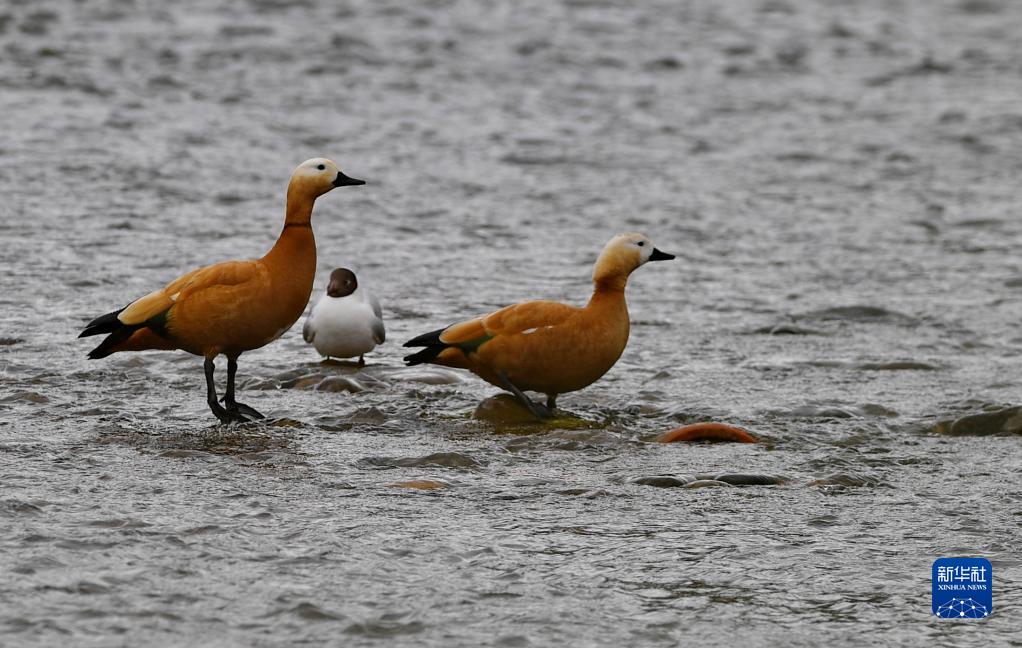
637,241,645,246
317,164,325,170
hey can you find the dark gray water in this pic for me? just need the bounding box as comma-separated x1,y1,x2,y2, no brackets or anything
2,0,1021,645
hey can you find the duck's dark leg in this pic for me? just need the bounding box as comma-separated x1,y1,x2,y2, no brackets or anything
358,355,365,367
205,357,231,423
497,371,551,419
546,394,557,411
223,355,264,420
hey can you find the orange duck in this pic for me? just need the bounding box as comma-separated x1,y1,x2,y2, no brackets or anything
403,233,674,418
79,158,365,423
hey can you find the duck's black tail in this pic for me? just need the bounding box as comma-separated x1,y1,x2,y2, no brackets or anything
402,327,449,366
79,307,139,359
79,308,125,338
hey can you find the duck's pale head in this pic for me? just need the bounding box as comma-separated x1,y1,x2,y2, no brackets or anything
290,158,365,198
327,267,358,298
592,232,674,286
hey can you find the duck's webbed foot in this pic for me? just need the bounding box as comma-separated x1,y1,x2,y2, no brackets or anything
497,372,553,420
222,355,265,422
224,399,265,421
205,356,266,424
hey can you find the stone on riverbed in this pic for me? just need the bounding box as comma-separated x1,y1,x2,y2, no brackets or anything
387,480,451,490
932,406,1022,436
658,422,758,443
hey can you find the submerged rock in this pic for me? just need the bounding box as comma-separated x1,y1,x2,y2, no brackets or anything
796,305,915,324
683,479,734,489
630,475,694,488
810,473,881,487
713,473,786,486
387,480,451,490
315,376,366,393
472,393,540,424
933,406,1022,436
358,453,483,470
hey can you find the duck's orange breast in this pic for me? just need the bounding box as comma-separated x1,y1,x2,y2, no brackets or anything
164,228,317,356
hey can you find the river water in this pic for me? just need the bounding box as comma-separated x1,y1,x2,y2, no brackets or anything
1,0,1021,645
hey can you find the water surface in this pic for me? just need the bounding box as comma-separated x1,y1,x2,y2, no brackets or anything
1,0,1021,645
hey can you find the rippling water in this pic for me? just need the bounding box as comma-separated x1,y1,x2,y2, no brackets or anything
2,0,1021,645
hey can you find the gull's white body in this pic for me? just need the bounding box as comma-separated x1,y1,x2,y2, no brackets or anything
303,285,385,359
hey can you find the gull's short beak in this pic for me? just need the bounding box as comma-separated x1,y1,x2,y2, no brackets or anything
333,171,366,187
649,248,675,261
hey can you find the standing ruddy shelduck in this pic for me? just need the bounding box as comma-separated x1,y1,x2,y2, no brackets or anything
302,267,385,364
403,233,675,418
79,158,365,423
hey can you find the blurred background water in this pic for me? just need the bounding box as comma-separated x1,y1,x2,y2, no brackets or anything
1,0,1021,645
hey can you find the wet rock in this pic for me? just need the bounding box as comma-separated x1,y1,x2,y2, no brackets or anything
0,500,44,516
933,406,1022,436
781,404,859,419
473,393,539,424
796,305,915,324
344,617,425,637
387,479,451,490
157,449,214,459
0,391,48,404
683,479,734,489
630,475,693,488
315,376,366,393
854,361,940,371
858,403,900,418
810,473,881,487
289,602,343,621
658,422,758,443
279,372,325,389
713,473,786,486
358,452,483,470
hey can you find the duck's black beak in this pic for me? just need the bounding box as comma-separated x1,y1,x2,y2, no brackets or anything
333,171,366,187
649,248,675,261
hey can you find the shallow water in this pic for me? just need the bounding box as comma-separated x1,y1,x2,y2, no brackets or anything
2,0,1022,645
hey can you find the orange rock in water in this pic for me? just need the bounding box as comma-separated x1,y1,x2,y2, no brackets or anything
657,422,758,444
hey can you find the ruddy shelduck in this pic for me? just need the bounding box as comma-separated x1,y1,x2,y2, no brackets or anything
403,233,675,418
79,158,365,423
302,267,385,364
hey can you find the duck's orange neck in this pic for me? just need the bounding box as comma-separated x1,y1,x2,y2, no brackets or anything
261,189,318,308
587,278,629,315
